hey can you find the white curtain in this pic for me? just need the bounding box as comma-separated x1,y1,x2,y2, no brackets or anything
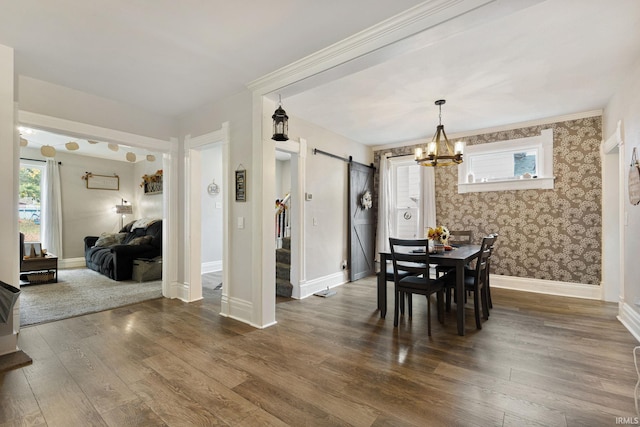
41,159,63,258
375,153,392,261
421,166,437,233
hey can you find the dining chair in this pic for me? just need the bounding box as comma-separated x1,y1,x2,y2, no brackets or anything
486,233,498,310
448,230,474,246
435,230,474,278
444,235,495,329
389,238,447,335
377,261,414,317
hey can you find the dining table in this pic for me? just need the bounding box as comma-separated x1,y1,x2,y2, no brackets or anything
378,245,482,336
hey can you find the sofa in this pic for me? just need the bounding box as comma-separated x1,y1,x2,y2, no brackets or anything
84,219,162,281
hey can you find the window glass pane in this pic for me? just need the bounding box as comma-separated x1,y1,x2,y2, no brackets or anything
514,151,537,176
19,165,42,242
395,165,420,207
471,152,514,181
392,162,421,238
471,149,537,181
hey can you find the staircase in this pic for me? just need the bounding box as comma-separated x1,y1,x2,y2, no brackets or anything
276,237,293,298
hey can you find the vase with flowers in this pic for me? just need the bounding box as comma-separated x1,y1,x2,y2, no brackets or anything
427,225,449,253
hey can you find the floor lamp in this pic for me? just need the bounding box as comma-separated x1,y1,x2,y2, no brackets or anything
115,199,133,230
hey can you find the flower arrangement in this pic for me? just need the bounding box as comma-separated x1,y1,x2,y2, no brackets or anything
140,169,163,188
361,190,372,210
427,226,450,244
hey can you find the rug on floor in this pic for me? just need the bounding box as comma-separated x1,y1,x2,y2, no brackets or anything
19,268,162,326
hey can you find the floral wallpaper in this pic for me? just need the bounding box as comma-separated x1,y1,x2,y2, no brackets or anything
374,116,602,285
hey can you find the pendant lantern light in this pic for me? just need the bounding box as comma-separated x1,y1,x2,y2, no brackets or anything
271,95,289,141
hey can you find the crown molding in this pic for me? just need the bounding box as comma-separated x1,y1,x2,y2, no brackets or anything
247,0,494,95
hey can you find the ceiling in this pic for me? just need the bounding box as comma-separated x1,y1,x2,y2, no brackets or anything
2,0,640,150
18,126,159,163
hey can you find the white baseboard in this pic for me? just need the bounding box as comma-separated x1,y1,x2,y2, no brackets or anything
59,257,86,269
490,274,602,300
219,294,266,327
618,301,640,343
298,270,349,299
201,261,222,274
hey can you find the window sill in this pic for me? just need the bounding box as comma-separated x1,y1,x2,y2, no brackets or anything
458,176,555,193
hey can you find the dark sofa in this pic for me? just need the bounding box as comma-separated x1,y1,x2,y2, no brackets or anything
84,219,162,281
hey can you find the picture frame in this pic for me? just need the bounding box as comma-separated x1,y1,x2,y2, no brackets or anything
235,168,246,202
86,174,119,190
23,242,42,258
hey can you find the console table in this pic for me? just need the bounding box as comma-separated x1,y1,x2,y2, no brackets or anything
20,254,58,284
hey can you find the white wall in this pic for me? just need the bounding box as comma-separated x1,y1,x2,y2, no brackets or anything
18,76,176,141
0,43,18,354
287,114,373,281
133,155,164,220
275,158,291,199
604,56,640,338
200,145,223,266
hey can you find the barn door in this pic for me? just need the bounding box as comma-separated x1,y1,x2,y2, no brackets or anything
349,161,375,281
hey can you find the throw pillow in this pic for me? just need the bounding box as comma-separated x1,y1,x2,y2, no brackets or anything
94,232,127,247
128,235,153,246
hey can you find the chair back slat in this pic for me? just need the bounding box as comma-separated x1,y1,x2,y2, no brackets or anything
473,235,496,284
388,238,430,279
448,230,473,245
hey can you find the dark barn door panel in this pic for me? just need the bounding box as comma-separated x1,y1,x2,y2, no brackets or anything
349,162,375,281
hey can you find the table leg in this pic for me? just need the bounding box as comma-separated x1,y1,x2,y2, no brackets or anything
378,253,387,318
456,261,465,336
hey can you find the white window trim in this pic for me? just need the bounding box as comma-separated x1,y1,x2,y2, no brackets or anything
458,128,554,193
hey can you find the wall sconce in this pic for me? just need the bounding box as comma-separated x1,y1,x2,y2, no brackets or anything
272,95,289,141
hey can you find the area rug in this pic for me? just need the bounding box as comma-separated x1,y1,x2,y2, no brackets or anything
19,268,162,326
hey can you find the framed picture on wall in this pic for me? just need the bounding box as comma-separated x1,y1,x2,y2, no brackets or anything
85,174,119,190
235,167,246,202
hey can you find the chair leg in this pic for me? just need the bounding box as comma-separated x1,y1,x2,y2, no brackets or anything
487,277,493,309
437,290,444,324
481,286,489,321
400,291,405,315
473,289,482,329
426,294,432,336
408,293,413,317
394,289,400,327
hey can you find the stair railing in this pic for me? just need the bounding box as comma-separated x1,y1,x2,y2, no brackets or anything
275,193,290,249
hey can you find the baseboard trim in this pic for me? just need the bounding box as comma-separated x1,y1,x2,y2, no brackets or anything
491,274,602,300
618,301,640,343
219,294,260,326
171,281,190,301
298,270,349,299
59,257,86,269
201,261,222,274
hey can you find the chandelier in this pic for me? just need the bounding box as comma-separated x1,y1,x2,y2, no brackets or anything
415,99,464,167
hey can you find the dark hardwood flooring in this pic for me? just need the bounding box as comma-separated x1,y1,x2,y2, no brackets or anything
1,276,638,426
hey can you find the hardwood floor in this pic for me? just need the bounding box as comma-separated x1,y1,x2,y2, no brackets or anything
1,276,638,426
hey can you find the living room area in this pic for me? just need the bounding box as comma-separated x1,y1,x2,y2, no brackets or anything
18,126,168,326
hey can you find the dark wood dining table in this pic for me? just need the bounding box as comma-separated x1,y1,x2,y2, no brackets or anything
378,245,481,336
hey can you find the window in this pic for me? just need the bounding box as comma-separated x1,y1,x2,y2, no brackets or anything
19,161,44,242
458,128,554,193
390,158,421,238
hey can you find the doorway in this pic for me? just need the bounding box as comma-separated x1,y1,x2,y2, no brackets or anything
185,124,230,305
16,118,169,326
